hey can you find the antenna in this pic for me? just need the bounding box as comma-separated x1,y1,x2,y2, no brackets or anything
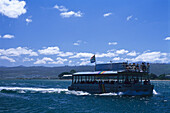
110,60,113,71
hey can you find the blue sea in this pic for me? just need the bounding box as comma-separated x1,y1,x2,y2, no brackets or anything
0,80,169,113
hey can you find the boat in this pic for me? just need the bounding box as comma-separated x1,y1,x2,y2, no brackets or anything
68,62,154,95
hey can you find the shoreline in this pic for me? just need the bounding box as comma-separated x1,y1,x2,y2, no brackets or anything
0,79,170,81
151,80,170,81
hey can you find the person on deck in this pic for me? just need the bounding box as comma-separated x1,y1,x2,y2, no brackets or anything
129,63,132,71
141,62,146,72
146,63,150,73
126,63,129,71
132,63,136,71
136,64,140,72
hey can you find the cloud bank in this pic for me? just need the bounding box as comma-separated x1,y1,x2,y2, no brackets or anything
0,46,169,65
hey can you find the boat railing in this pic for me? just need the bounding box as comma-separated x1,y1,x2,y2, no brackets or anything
73,79,151,85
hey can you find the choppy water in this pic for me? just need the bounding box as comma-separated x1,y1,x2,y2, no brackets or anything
0,80,169,113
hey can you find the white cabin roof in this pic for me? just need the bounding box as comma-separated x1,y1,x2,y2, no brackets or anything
63,74,72,77
73,70,125,75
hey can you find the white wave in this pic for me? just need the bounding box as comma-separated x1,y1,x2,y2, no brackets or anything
0,87,68,93
18,90,26,93
95,92,123,96
65,90,90,96
153,89,158,95
11,83,16,85
0,87,158,96
0,87,90,96
97,90,157,96
95,93,118,96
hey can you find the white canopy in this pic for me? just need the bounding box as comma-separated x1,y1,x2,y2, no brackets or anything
73,70,125,76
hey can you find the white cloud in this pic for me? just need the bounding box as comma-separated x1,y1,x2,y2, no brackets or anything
125,51,169,63
26,16,32,24
54,5,68,12
38,46,60,55
127,51,137,56
69,52,93,58
34,59,46,64
108,42,117,45
34,57,54,64
60,11,82,18
0,0,26,18
26,18,32,23
115,49,129,54
23,57,34,62
0,56,15,62
0,47,38,56
164,37,170,40
97,61,104,64
79,59,90,65
112,57,121,61
34,57,68,65
58,52,74,57
69,60,72,64
70,50,128,59
107,49,115,53
73,40,86,46
42,57,53,62
96,52,117,58
38,46,73,57
73,43,79,46
126,15,133,21
54,4,83,18
48,61,61,64
56,57,67,62
80,61,90,65
0,34,14,39
103,13,112,17
49,57,68,64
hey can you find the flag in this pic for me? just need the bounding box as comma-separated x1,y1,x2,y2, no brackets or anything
90,55,95,63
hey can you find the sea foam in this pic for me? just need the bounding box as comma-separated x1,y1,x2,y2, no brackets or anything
0,86,90,96
0,87,158,96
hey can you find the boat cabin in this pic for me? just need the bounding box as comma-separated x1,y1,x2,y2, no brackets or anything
72,71,150,85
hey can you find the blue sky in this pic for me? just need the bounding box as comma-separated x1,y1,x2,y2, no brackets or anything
0,0,169,66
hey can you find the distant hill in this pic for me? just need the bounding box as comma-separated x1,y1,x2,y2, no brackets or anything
0,63,170,79
150,63,170,75
0,66,94,79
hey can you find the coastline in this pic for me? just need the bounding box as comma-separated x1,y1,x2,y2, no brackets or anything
0,78,169,81
151,80,170,81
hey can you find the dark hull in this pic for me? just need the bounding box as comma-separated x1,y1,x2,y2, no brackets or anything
68,83,154,95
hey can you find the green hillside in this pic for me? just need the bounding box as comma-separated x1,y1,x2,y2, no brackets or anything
0,63,170,79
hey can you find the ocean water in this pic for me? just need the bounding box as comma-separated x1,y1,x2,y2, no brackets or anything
0,80,169,113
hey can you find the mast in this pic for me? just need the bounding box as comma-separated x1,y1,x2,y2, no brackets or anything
95,55,96,71
110,60,113,71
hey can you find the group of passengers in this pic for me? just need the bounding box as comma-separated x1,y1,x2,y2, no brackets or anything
123,62,150,72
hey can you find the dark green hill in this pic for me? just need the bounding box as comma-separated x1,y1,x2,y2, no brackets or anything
0,63,170,79
0,66,94,79
150,63,170,75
